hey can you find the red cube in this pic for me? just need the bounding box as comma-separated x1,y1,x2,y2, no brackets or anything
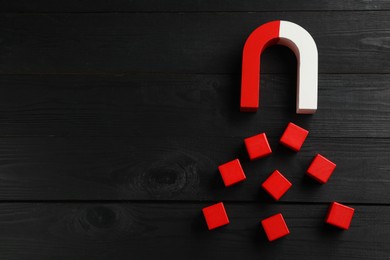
244,133,272,160
202,202,230,230
261,213,290,241
306,154,336,184
279,122,309,151
261,170,292,200
218,159,246,187
325,202,355,230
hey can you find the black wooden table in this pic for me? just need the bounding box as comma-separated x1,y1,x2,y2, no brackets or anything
0,1,389,259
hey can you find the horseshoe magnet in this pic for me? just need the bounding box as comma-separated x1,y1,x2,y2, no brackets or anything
240,20,318,114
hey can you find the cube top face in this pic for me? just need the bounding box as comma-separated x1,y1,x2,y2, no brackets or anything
218,159,246,187
244,133,272,160
307,154,336,184
202,202,230,230
326,202,355,230
262,170,292,200
279,122,309,152
261,213,290,241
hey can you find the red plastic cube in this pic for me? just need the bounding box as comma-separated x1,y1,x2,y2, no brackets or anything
325,202,355,230
244,133,272,160
202,202,230,230
261,213,290,241
279,122,309,151
218,159,246,187
306,154,336,184
261,170,292,200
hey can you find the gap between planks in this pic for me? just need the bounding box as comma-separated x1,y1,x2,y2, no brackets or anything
0,200,388,206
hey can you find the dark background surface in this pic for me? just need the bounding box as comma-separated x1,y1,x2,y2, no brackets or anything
0,1,389,259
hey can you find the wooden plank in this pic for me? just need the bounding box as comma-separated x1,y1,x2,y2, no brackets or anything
0,12,390,74
1,0,390,12
0,74,388,138
0,135,388,203
0,202,387,259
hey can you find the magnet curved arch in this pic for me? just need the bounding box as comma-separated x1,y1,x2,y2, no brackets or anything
240,20,318,114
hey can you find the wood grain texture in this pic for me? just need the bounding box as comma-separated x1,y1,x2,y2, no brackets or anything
0,12,390,74
0,73,388,202
0,73,388,138
0,136,388,203
0,202,387,260
0,1,389,259
1,0,390,12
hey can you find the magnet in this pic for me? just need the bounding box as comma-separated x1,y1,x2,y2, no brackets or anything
241,20,318,114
